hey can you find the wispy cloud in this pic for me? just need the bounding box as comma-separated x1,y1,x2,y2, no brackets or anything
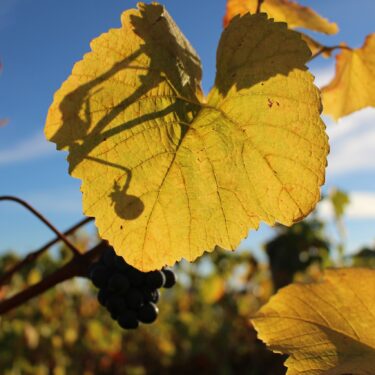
309,64,375,177
0,131,56,166
325,109,375,176
318,191,375,220
306,59,375,253
311,63,335,89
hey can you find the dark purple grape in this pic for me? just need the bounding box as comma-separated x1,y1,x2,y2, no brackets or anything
162,268,177,288
118,310,139,329
125,288,144,309
127,267,144,287
90,265,110,288
92,249,177,329
97,288,108,306
108,273,130,294
101,247,116,268
141,287,160,304
114,255,129,273
137,302,159,324
110,309,118,321
145,270,166,289
106,295,126,317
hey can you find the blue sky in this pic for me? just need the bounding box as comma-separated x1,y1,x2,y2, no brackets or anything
0,0,374,261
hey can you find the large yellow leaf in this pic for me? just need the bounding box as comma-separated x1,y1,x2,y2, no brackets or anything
45,3,328,271
322,34,375,120
223,0,338,34
252,268,375,375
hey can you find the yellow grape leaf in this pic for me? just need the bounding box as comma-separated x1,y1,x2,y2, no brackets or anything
45,3,328,271
252,268,375,375
223,0,338,34
322,34,375,120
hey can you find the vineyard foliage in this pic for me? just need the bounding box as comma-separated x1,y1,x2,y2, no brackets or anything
45,2,328,271
1,214,373,374
0,216,340,375
0,239,283,375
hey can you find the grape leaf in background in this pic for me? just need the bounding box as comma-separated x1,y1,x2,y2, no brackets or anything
252,268,375,375
45,3,328,271
322,34,375,120
223,0,338,35
300,33,332,58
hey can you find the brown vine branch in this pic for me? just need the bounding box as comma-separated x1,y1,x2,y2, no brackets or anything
310,44,353,61
0,240,108,315
256,0,264,13
0,196,82,257
0,217,93,286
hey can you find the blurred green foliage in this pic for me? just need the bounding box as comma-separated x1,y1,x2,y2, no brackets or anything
0,247,284,375
330,189,350,220
0,207,373,374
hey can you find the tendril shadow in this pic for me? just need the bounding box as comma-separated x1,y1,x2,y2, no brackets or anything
85,156,144,220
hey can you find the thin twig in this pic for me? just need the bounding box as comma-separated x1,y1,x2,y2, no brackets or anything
310,44,353,61
256,0,264,13
0,217,93,286
0,240,108,315
0,196,82,257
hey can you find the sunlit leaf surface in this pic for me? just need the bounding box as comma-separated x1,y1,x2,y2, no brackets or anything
322,34,375,120
45,3,328,271
223,0,338,34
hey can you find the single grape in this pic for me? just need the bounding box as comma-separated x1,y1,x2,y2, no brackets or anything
90,265,110,288
101,247,116,268
162,268,177,288
114,255,129,273
127,267,144,287
106,294,127,316
137,302,159,324
110,309,118,321
125,288,144,309
141,287,160,304
97,288,108,306
108,273,130,294
118,310,139,329
145,270,166,289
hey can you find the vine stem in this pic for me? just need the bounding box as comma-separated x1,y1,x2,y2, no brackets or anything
0,217,93,286
0,196,82,257
0,240,108,315
310,44,353,61
256,0,264,13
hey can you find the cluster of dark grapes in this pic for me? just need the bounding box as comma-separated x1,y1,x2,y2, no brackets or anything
88,247,176,329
